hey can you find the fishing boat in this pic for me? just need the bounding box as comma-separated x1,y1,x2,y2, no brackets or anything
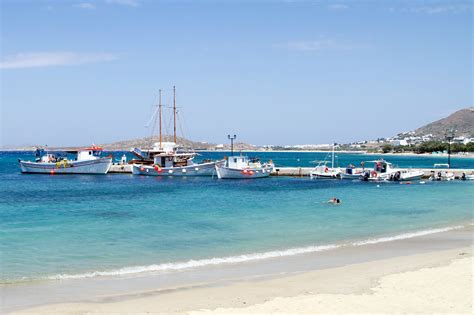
340,164,364,180
131,87,223,176
19,146,112,174
310,144,341,179
361,160,424,182
215,155,274,179
429,171,455,181
214,134,274,179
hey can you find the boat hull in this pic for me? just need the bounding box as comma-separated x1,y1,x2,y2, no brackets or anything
340,172,362,180
310,168,341,179
19,158,112,174
215,166,272,179
132,161,221,176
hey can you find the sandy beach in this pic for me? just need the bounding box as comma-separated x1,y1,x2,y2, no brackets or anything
10,230,473,314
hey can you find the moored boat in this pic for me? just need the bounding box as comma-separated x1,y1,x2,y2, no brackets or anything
214,134,273,179
215,155,274,179
340,164,363,180
19,146,112,174
131,87,223,176
310,143,341,179
361,159,423,182
429,171,455,181
132,142,222,176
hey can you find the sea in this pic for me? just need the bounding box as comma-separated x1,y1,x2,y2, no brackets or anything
0,151,473,284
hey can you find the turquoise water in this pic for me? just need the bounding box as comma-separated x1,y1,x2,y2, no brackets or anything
0,151,473,283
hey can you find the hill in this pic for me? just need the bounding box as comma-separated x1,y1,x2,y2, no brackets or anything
414,107,474,138
101,135,258,151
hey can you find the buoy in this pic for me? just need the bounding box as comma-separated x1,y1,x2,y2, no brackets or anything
50,169,55,175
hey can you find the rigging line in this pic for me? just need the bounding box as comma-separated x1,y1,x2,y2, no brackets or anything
176,111,190,151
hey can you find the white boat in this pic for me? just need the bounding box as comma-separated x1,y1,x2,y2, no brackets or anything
463,174,474,180
429,171,455,181
131,87,222,176
310,144,341,179
132,142,223,176
19,146,112,174
340,165,364,180
215,155,274,179
361,160,423,182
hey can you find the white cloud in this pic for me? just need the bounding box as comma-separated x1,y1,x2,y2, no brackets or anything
73,3,96,10
0,52,118,69
410,5,471,14
278,39,353,52
391,3,472,15
105,0,139,7
327,4,349,11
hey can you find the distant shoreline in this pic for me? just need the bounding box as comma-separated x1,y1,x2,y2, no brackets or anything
1,148,474,158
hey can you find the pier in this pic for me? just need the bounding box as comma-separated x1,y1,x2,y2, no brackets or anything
109,164,473,179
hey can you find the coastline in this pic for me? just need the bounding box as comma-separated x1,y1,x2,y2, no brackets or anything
2,148,474,159
5,223,473,314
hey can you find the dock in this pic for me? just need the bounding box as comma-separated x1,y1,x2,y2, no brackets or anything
272,167,474,178
109,164,473,179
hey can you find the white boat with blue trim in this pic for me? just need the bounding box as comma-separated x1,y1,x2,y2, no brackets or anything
215,155,274,179
19,146,112,174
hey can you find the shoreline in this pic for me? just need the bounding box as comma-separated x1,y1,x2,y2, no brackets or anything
4,223,473,314
2,149,474,159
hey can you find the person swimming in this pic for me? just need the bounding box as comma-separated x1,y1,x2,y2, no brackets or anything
328,197,341,204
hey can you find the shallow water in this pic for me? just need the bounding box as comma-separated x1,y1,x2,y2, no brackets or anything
0,151,473,283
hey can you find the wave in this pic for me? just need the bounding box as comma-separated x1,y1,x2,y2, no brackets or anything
48,244,340,280
351,225,465,246
47,223,468,281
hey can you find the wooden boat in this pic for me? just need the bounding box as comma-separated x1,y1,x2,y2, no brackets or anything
131,87,223,176
215,155,274,179
19,146,112,174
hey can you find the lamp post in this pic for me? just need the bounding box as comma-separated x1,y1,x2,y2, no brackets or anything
444,129,455,169
228,134,236,155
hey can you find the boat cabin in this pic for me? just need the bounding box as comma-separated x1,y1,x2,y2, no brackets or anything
226,155,250,169
371,160,393,173
76,146,104,161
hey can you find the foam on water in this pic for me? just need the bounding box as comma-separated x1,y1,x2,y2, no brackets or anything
46,224,468,281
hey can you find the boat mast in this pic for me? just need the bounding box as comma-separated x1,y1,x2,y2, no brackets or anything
332,143,335,169
173,85,177,144
159,89,162,149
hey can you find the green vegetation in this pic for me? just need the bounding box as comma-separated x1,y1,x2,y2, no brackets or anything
381,141,474,154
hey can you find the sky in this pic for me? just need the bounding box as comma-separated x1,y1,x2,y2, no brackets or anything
1,0,472,147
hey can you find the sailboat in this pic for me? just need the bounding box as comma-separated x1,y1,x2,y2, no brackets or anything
309,143,341,179
131,87,223,176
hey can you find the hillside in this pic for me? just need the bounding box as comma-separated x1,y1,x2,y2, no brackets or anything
101,135,258,151
414,107,474,138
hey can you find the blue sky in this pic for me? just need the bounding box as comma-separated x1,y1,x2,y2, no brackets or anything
1,0,472,147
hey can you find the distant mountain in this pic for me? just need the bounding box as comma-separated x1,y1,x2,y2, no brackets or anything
101,135,258,151
414,107,474,138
